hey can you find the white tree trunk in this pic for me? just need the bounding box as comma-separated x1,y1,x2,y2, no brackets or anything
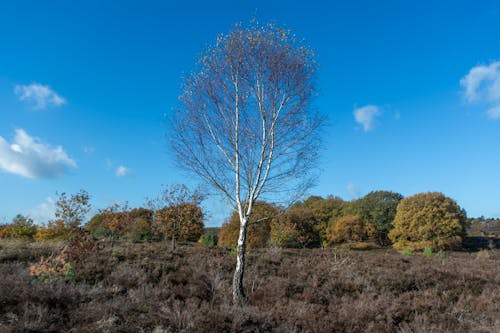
232,215,248,304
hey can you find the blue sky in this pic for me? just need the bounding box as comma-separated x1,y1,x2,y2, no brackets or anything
1,0,500,226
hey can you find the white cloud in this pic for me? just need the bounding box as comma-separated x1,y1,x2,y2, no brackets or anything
461,61,500,119
0,129,77,179
83,146,95,154
116,165,131,177
346,183,359,199
28,197,56,224
353,105,382,132
486,105,500,119
14,83,66,109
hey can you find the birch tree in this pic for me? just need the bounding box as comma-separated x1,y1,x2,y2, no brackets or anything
171,22,323,304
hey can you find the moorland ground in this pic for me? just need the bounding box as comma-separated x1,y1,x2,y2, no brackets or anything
0,238,498,333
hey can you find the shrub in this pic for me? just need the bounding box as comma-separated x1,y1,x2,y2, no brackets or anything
270,207,320,248
423,246,433,257
85,207,153,240
218,201,279,248
199,233,218,248
326,215,375,245
389,192,467,250
29,249,73,282
155,203,204,242
0,215,38,240
33,220,76,241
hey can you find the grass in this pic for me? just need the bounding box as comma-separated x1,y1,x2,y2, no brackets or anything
0,239,498,332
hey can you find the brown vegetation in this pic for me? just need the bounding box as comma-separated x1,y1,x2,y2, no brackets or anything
0,238,498,332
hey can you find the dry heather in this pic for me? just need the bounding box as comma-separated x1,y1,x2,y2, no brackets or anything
0,239,498,332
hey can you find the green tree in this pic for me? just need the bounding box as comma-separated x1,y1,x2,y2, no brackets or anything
54,189,91,229
346,191,403,246
10,214,38,239
389,192,467,250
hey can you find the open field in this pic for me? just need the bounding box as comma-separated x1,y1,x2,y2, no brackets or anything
0,239,498,332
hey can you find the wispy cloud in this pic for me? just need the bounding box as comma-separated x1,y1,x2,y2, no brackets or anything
346,183,359,199
83,146,95,154
353,105,382,131
28,197,56,224
460,60,500,119
116,165,131,177
14,83,66,109
0,129,76,179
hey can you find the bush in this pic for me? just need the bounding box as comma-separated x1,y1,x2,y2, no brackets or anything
34,220,76,241
0,215,38,240
155,203,204,242
85,207,153,240
326,215,375,245
270,207,320,248
389,192,467,250
199,233,218,248
218,201,279,248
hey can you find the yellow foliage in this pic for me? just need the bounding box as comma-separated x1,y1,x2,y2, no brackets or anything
326,215,375,245
155,203,204,242
218,201,279,248
33,220,74,241
388,192,467,250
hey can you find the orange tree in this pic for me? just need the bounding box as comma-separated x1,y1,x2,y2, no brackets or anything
86,206,153,240
154,203,204,243
388,192,467,250
218,201,280,249
326,215,375,245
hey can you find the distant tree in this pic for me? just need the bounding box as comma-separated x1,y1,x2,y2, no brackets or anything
346,191,403,246
148,184,205,249
34,190,92,241
171,21,323,303
199,233,218,248
389,192,467,250
270,206,320,248
87,204,153,241
10,214,38,239
303,195,346,245
326,215,375,245
54,190,91,229
218,201,280,249
155,203,204,243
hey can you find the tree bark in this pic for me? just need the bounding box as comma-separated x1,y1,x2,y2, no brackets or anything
232,215,248,304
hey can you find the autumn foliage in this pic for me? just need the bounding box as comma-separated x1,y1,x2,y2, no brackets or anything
389,192,468,250
154,203,204,242
86,207,154,241
326,215,375,244
270,206,320,248
218,201,279,248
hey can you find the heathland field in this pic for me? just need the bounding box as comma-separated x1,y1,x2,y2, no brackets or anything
0,238,498,332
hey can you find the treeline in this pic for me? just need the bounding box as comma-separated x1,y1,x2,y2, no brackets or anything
218,191,468,251
0,189,476,251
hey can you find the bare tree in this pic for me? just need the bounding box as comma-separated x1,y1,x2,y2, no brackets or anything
171,22,323,304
